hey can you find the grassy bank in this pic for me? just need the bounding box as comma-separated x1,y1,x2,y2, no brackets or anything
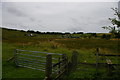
2,28,120,79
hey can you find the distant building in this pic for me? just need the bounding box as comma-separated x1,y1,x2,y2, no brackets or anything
25,33,34,37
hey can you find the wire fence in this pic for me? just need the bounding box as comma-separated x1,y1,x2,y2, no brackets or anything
13,48,120,79
76,48,120,78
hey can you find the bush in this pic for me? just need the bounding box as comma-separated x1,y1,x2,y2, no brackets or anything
102,34,111,39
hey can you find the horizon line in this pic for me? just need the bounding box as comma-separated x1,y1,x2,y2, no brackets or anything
0,26,109,33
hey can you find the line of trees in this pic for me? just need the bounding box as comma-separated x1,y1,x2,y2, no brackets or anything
2,27,84,35
27,30,84,35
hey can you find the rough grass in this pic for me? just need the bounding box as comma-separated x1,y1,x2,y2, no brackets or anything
2,28,120,79
54,38,120,54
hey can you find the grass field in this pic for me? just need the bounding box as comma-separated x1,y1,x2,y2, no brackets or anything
2,28,120,79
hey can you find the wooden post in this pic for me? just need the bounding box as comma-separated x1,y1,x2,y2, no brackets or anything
62,54,66,69
96,48,99,66
72,51,78,66
45,54,52,80
96,48,99,77
58,57,61,74
62,54,67,74
106,59,113,76
14,49,18,67
107,64,112,76
71,52,74,66
75,51,78,65
65,56,68,74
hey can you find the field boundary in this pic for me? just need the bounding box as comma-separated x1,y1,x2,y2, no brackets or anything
77,48,120,77
13,49,78,80
11,48,120,79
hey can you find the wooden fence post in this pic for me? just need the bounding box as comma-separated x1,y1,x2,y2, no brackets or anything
71,51,78,66
45,54,52,80
96,48,99,67
14,49,18,67
62,54,68,74
107,64,112,76
96,48,99,77
62,54,66,69
58,57,61,74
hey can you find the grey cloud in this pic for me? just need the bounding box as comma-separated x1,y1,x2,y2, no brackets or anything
67,27,83,32
7,7,27,17
29,17,35,22
2,2,118,33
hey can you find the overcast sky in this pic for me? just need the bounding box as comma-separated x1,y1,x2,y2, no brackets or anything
1,1,119,33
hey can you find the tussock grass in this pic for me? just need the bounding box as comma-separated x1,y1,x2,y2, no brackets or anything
2,28,120,79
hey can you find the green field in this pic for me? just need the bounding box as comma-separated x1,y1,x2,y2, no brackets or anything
2,28,120,79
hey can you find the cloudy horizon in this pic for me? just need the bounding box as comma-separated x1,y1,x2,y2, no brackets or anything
1,2,119,33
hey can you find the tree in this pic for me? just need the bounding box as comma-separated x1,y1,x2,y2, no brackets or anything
102,8,120,37
102,34,111,39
